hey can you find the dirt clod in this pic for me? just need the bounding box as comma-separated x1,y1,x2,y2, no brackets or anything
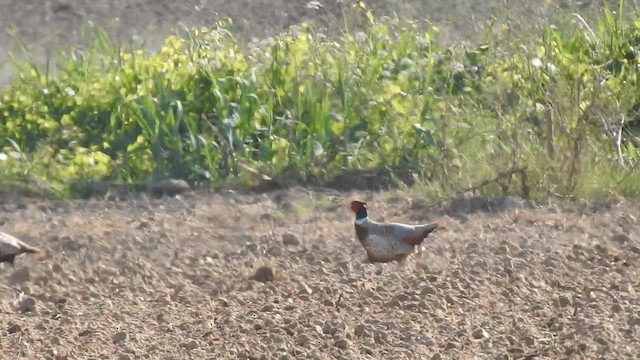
296,334,311,346
10,267,31,284
112,331,128,344
472,327,489,339
282,233,300,246
251,266,275,283
557,294,572,308
18,297,36,313
444,341,459,350
7,323,22,334
182,340,199,351
334,338,349,349
611,233,632,246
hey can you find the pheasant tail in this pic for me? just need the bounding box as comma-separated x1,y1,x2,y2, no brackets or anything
22,245,48,261
403,221,446,246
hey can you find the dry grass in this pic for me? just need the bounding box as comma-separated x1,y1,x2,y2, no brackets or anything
0,189,639,359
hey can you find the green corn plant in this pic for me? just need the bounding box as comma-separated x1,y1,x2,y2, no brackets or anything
0,1,639,199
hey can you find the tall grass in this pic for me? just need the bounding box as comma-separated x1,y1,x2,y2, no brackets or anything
0,1,639,200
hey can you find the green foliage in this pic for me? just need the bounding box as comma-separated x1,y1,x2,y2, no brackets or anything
1,1,640,200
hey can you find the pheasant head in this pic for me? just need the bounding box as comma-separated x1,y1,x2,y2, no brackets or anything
349,200,368,222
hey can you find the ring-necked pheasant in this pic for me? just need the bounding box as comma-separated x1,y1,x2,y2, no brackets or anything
0,231,48,268
350,200,445,263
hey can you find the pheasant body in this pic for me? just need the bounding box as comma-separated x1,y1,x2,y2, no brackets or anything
350,201,443,263
0,231,47,267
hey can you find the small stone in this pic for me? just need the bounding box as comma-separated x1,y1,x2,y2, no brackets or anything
444,341,458,350
623,283,636,296
282,233,300,246
595,336,608,346
421,285,436,295
334,338,349,349
296,334,311,346
78,329,93,337
261,304,275,312
18,297,36,313
118,354,133,360
322,323,333,335
10,267,30,284
54,297,67,309
374,331,388,345
471,327,489,340
384,299,401,308
354,324,366,337
611,233,632,246
298,282,313,295
363,347,375,355
482,339,493,350
112,331,128,344
557,294,572,308
60,236,83,252
269,334,285,345
51,263,63,274
265,246,283,257
182,340,199,350
403,301,420,311
251,266,275,283
422,336,436,347
7,323,21,334
523,336,536,347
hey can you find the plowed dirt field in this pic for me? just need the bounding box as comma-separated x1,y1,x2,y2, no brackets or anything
1,189,639,359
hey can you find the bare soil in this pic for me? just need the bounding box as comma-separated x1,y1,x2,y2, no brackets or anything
1,188,639,359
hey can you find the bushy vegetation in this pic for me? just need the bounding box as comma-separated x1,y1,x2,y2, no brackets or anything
1,1,639,200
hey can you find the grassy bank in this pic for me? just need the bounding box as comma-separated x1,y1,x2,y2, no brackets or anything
0,1,639,200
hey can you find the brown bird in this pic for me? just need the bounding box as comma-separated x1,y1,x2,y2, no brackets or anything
350,200,444,263
0,231,48,268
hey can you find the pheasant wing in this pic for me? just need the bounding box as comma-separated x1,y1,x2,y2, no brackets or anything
387,222,441,246
381,222,419,243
